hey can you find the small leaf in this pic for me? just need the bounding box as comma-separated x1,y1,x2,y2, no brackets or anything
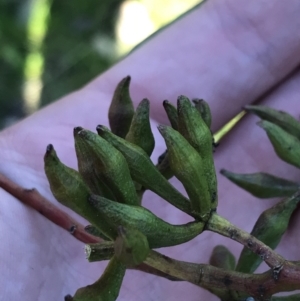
236,191,300,273
70,256,126,301
163,100,178,130
192,98,212,129
258,120,300,169
125,98,155,156
220,169,299,198
245,105,300,140
108,76,134,138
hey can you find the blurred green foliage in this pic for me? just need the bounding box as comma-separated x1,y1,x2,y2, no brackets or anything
0,0,28,125
0,0,124,128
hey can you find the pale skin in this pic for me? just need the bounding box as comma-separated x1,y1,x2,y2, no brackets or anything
1,0,300,300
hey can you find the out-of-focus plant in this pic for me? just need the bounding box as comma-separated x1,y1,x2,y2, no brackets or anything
44,76,300,301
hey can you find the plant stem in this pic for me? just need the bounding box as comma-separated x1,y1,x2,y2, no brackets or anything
206,213,285,270
0,172,100,244
0,172,180,282
145,250,300,300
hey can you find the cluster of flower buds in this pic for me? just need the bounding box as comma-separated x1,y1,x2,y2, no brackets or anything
44,76,300,300
44,76,217,300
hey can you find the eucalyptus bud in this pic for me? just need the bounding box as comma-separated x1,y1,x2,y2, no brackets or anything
258,120,300,169
192,98,212,129
236,191,300,273
69,256,126,301
209,245,236,270
108,76,134,138
44,144,115,239
114,226,149,267
158,125,211,221
89,194,204,249
177,96,218,209
220,169,299,198
125,98,155,156
74,127,138,206
163,100,178,130
96,125,192,215
245,105,300,140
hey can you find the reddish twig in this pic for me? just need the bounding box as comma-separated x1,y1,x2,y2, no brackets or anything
0,172,180,282
0,172,100,244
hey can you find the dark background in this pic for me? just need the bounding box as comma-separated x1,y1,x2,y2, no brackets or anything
0,0,198,129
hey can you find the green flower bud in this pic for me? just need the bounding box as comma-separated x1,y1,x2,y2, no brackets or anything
85,241,114,262
69,256,126,301
209,245,236,270
220,169,299,198
163,100,178,130
73,127,115,200
258,120,300,169
245,105,300,140
108,76,134,138
177,96,218,209
125,98,155,156
236,191,300,273
192,98,212,129
114,226,149,267
97,125,192,216
74,127,138,206
158,125,211,221
89,194,204,249
44,144,115,239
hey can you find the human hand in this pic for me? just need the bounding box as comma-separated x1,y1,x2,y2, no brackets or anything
1,1,300,300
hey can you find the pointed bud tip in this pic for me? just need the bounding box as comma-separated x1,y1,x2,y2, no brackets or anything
141,98,149,104
220,169,227,175
157,125,167,135
177,95,191,110
73,126,84,136
163,100,170,106
46,144,54,154
119,75,131,88
44,144,57,161
96,124,106,134
64,295,73,301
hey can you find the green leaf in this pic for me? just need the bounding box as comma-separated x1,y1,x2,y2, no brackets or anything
258,120,300,169
245,105,300,140
220,169,299,198
236,192,300,273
